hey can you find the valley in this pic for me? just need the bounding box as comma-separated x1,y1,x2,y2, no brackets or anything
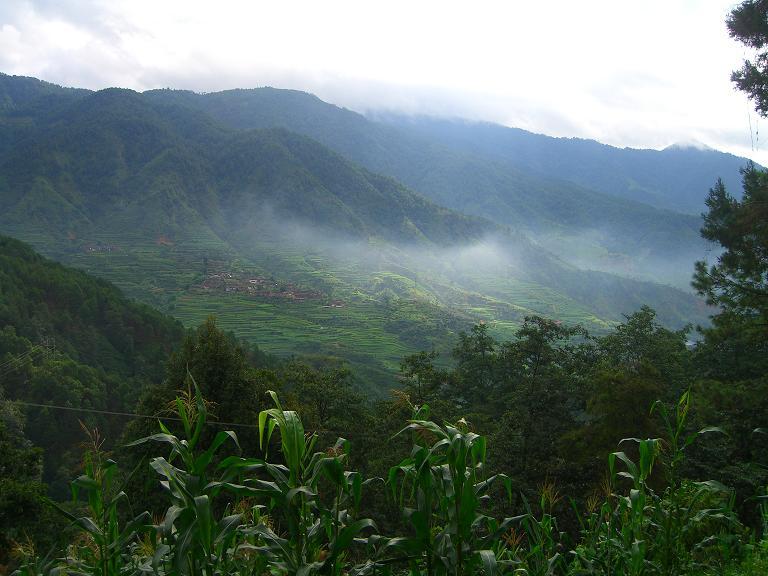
2,2,767,573
0,73,732,391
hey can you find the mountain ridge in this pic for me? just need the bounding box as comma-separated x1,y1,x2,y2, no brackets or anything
0,75,714,390
375,113,749,214
141,85,731,286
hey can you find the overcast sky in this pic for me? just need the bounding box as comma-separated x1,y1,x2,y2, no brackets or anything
2,0,765,164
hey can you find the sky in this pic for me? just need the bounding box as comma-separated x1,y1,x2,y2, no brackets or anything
1,0,766,164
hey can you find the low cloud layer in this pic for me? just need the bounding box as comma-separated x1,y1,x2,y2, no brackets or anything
1,0,766,164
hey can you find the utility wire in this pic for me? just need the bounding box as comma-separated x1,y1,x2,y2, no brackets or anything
0,355,36,379
0,347,39,370
0,346,46,378
12,399,261,430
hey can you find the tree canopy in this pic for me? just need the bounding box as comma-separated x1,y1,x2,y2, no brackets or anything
729,0,768,116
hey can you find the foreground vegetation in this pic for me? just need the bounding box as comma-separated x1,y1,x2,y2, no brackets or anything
3,154,766,574
6,376,766,576
2,263,766,575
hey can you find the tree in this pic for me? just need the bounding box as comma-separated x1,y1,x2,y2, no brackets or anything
491,317,590,498
166,317,271,432
399,349,441,404
684,7,768,525
693,172,768,332
728,0,768,116
0,386,63,567
283,361,360,434
597,305,691,392
563,364,663,472
693,4,768,381
121,317,276,513
450,323,497,408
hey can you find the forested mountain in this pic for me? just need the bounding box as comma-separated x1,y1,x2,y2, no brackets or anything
0,73,87,117
376,114,749,214
142,86,742,286
0,75,711,390
0,73,89,162
1,75,737,286
0,86,487,247
0,235,184,493
0,235,183,375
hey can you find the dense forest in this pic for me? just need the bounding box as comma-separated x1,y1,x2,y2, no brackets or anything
1,2,768,575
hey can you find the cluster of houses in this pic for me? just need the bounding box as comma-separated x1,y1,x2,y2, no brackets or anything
200,272,343,307
81,243,120,253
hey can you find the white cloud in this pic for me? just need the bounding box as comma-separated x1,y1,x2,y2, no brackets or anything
1,0,766,164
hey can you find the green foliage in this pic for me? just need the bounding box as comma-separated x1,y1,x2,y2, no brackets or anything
132,386,376,576
690,161,768,530
597,306,691,388
162,316,272,447
51,428,151,576
720,541,768,576
126,380,250,576
380,403,512,576
400,350,443,405
693,170,768,349
0,390,61,567
728,0,768,117
13,379,762,576
282,361,368,450
569,392,741,576
241,390,376,575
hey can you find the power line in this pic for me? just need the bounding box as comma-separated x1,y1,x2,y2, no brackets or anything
0,347,39,369
0,344,48,376
13,400,261,430
0,349,41,378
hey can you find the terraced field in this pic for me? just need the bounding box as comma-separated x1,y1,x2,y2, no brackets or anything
8,220,672,394
171,293,460,391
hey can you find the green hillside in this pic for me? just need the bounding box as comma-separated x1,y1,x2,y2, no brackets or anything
0,235,185,491
144,86,722,287
0,79,710,392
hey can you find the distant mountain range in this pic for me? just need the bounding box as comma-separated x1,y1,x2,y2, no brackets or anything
138,86,749,287
374,114,749,215
0,73,732,390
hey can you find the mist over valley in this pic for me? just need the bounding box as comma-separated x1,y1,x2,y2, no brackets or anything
0,74,732,388
3,2,768,572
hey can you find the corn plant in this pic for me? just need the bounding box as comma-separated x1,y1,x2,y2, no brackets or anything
214,390,376,575
512,484,567,576
755,428,768,538
10,546,64,576
50,426,151,576
569,391,741,576
380,403,512,576
651,392,739,574
126,380,249,576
